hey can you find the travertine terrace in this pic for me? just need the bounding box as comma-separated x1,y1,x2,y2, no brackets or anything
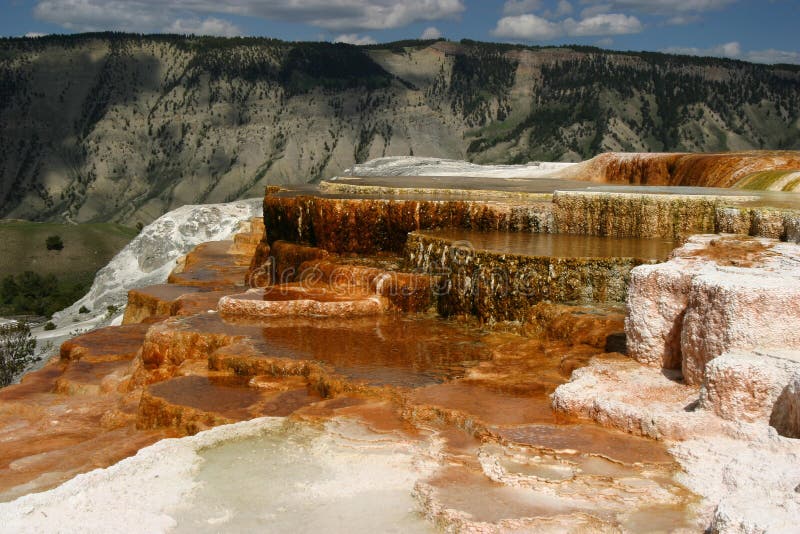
1,152,800,532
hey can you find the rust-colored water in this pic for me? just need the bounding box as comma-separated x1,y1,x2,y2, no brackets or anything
130,284,205,301
148,376,262,418
168,240,250,288
494,424,673,464
411,382,558,425
147,375,322,420
60,323,152,362
178,312,491,388
419,229,676,260
256,316,489,387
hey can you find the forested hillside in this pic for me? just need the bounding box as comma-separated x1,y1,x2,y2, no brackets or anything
1,34,798,223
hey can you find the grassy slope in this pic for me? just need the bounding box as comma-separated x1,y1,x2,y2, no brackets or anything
0,221,137,315
0,220,136,277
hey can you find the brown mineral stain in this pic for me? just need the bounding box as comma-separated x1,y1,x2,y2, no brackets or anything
60,323,151,362
168,240,251,288
494,424,673,465
147,375,263,419
411,382,558,426
685,235,774,267
569,151,800,188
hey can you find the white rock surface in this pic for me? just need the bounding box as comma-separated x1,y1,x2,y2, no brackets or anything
0,417,436,534
701,349,800,424
625,258,710,369
551,358,720,441
671,432,800,534
558,233,800,532
681,267,800,384
338,156,575,178
625,235,800,385
553,357,800,534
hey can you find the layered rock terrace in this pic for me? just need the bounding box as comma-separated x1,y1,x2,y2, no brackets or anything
2,154,800,532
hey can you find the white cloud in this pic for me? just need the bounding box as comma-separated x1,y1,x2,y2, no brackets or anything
596,37,613,47
493,12,641,40
563,13,642,35
580,3,613,18
662,41,741,58
166,17,242,37
34,0,163,32
333,33,377,45
579,0,736,15
33,0,465,33
502,0,573,18
744,48,800,65
493,14,562,40
420,26,442,39
661,41,800,65
502,0,543,16
666,14,701,25
578,0,736,24
24,32,48,38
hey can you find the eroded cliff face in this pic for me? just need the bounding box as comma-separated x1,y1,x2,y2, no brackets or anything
2,34,799,223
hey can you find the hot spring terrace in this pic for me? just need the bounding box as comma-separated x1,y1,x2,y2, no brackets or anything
1,167,799,532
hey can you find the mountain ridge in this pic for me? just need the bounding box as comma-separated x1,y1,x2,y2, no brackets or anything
1,34,798,223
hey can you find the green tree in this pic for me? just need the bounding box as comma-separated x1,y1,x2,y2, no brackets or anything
0,322,38,387
45,235,64,251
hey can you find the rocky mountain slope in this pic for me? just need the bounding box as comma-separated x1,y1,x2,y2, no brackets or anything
1,34,799,223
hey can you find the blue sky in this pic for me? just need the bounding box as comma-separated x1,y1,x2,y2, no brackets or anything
3,0,799,64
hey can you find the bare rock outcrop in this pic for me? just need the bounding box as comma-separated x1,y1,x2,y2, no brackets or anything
551,358,721,440
701,350,800,424
625,235,800,385
681,268,800,384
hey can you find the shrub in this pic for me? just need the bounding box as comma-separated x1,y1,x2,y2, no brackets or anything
0,272,88,318
45,235,64,251
44,322,56,330
0,322,39,387
79,305,90,314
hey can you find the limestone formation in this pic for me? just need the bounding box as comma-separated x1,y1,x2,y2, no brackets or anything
625,234,800,384
219,287,387,318
625,261,702,369
681,266,800,384
4,157,800,532
561,151,800,188
406,230,661,322
701,349,800,424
